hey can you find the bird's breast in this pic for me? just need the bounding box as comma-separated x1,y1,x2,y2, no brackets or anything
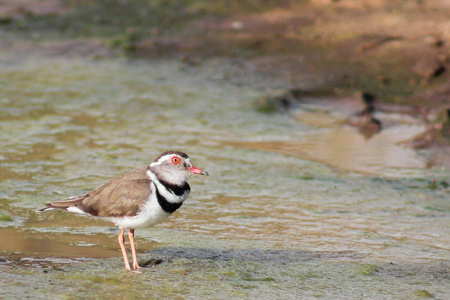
108,192,171,229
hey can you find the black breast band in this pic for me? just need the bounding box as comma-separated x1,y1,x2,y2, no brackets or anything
155,187,183,213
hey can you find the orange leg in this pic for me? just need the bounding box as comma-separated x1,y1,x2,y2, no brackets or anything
117,228,131,271
128,229,140,271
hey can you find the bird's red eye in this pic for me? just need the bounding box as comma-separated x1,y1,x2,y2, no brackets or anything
171,156,181,164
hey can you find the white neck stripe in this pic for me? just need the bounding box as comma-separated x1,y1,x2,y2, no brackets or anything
146,169,190,204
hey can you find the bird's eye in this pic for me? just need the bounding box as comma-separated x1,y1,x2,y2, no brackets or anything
171,156,181,164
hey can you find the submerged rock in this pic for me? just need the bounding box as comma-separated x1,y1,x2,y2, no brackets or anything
253,89,298,113
347,91,382,139
407,107,450,149
253,88,334,113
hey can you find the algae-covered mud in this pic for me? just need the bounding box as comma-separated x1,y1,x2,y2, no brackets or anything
0,55,449,299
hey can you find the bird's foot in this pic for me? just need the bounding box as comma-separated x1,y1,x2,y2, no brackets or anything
123,264,142,274
129,268,143,274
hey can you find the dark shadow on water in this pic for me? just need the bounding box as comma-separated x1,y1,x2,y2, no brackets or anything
146,247,363,264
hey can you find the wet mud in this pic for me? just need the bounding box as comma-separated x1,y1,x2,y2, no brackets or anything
1,246,449,299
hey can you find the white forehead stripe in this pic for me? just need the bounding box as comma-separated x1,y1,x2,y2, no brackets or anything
150,154,192,167
150,154,176,167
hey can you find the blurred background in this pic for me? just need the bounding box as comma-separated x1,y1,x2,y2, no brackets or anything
1,1,449,299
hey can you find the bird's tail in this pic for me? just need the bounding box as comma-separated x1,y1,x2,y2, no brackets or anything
38,195,85,212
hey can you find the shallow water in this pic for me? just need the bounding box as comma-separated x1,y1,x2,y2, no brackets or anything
0,53,449,299
0,55,449,261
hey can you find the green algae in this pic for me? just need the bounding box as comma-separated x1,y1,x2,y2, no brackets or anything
0,213,13,222
414,290,434,298
357,264,378,276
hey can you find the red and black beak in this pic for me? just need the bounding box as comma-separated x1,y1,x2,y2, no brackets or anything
189,166,209,176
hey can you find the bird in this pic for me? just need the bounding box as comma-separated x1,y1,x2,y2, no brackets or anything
40,151,208,273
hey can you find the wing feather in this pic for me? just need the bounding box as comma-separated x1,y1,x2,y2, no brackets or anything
80,178,151,217
42,165,151,217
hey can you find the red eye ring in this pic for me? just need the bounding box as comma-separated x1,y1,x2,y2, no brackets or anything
171,156,181,165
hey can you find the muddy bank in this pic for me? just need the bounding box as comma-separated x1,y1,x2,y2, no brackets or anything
1,0,448,159
1,0,450,107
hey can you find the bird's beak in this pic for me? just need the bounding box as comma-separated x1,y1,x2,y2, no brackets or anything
189,166,209,176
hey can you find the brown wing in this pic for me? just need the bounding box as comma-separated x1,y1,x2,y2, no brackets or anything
44,165,151,217
79,178,151,217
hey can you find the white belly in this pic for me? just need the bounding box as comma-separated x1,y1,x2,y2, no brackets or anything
106,193,171,229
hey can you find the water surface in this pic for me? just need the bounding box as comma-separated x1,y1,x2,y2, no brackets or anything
1,55,449,266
